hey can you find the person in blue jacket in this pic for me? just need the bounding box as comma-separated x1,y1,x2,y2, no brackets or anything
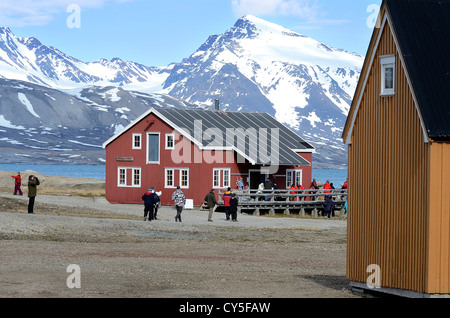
323,196,335,219
142,187,160,221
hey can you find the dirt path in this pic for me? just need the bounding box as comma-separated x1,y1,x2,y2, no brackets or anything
0,170,362,299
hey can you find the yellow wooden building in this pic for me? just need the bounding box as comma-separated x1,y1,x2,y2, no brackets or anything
342,0,450,296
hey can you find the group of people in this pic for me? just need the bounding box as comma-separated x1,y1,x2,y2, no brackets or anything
287,177,348,218
141,186,232,223
221,187,239,221
321,178,348,218
10,172,40,214
141,186,162,221
12,169,347,221
142,186,186,222
204,187,239,222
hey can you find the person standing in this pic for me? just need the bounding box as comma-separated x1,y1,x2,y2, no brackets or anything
27,175,40,214
204,188,217,222
310,178,319,201
229,193,239,222
341,178,348,201
11,172,23,196
341,178,348,190
310,178,318,189
142,187,160,221
153,189,162,220
297,184,305,201
172,186,186,222
323,196,335,219
236,177,244,190
323,180,331,200
257,183,265,201
264,178,274,201
289,184,297,201
223,187,233,220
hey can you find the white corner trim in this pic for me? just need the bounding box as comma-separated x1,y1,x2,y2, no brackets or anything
345,12,429,145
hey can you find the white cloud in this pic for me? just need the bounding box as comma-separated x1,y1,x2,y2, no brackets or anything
231,0,319,19
231,0,351,32
0,0,133,27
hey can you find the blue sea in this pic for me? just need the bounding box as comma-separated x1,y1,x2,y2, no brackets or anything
0,164,347,185
311,168,348,188
0,164,106,180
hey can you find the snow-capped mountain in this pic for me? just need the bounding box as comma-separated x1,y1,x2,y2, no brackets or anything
0,16,364,167
0,78,196,164
0,27,171,91
161,15,364,167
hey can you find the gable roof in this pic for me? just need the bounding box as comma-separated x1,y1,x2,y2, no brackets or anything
343,0,450,143
103,107,315,166
386,0,450,140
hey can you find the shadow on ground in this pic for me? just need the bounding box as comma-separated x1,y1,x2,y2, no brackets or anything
298,274,351,291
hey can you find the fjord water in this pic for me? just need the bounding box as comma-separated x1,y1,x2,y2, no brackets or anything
0,164,347,186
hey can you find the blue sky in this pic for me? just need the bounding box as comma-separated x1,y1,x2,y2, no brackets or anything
2,0,383,67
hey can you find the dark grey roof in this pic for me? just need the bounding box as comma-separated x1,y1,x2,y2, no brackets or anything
155,108,314,166
386,0,450,140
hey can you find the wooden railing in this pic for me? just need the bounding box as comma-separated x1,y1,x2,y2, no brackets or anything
210,188,348,217
218,188,347,201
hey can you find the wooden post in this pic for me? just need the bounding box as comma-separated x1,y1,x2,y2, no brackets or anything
300,208,305,217
312,208,318,217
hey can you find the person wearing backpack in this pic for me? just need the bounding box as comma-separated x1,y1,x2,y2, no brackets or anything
11,172,23,196
142,187,160,221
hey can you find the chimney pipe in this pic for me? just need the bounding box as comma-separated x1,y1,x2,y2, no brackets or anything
215,99,220,110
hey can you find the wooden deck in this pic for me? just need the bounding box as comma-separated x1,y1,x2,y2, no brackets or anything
201,188,347,217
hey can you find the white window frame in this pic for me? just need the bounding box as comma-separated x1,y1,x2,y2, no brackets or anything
132,133,142,150
165,168,175,188
223,169,230,188
213,169,221,188
380,55,395,96
286,169,302,189
118,168,126,186
146,132,160,164
117,167,141,188
165,168,190,189
213,168,231,189
165,133,175,150
132,168,141,187
180,168,189,189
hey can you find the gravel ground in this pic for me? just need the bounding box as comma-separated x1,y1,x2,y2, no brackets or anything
0,172,362,299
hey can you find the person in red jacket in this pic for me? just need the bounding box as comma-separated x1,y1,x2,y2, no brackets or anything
297,184,305,201
323,180,331,200
11,172,23,196
223,187,233,220
289,184,298,201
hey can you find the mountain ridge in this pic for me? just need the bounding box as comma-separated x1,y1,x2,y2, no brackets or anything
0,16,363,168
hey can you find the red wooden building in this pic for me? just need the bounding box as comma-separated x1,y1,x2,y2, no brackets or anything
102,107,315,206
